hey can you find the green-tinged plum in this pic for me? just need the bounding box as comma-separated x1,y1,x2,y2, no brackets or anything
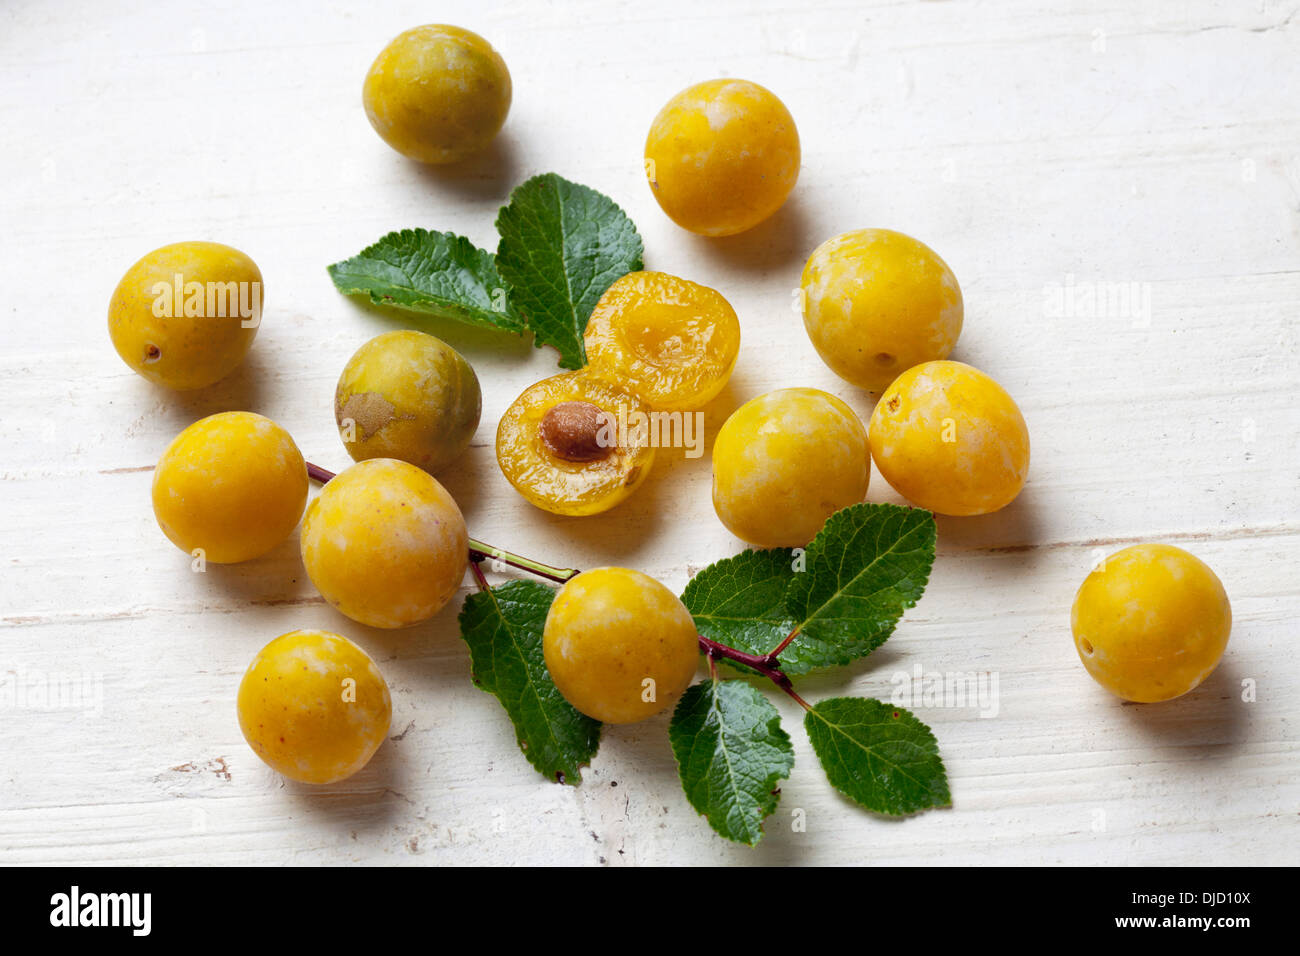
363,25,511,165
335,330,481,474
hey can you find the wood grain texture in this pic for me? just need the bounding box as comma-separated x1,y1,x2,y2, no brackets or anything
1,0,1297,865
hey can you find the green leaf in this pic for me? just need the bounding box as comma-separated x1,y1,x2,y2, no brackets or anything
669,679,794,845
328,228,524,332
680,503,937,677
805,697,950,815
681,548,798,671
457,580,600,784
781,503,937,673
495,172,643,369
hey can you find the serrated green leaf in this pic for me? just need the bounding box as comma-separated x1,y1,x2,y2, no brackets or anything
457,580,600,784
681,503,936,676
669,679,794,845
805,697,950,815
682,548,798,666
781,504,935,672
495,173,643,369
328,228,524,331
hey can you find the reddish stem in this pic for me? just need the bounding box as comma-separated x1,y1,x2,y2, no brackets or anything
306,461,336,483
697,634,810,711
467,555,491,594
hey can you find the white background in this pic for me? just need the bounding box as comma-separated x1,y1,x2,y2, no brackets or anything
1,0,1297,865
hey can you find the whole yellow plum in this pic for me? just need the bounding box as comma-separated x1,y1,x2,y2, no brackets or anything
109,241,262,390
801,229,963,392
868,361,1029,516
363,25,511,164
543,568,699,724
152,412,307,563
644,78,800,236
300,459,468,628
1072,544,1231,702
237,630,392,784
712,388,870,547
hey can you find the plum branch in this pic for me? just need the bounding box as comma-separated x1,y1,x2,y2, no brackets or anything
307,460,807,709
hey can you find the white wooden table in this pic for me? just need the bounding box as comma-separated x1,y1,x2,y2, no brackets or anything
2,0,1297,866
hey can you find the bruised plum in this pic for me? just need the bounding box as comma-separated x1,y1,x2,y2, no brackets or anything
335,330,481,474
